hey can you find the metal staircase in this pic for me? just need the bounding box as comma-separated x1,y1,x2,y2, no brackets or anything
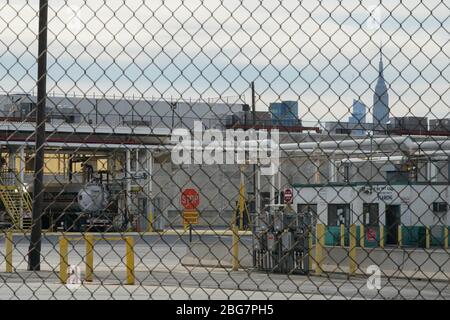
0,171,32,230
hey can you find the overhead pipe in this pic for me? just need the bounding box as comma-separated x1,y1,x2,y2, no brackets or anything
278,136,417,151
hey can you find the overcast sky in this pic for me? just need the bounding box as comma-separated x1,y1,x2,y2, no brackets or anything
0,0,448,122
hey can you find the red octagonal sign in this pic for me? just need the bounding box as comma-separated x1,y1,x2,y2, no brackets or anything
181,188,200,210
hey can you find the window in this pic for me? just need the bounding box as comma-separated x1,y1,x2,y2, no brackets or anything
25,154,34,172
297,204,318,226
328,204,350,226
433,202,447,213
363,203,379,227
336,128,351,134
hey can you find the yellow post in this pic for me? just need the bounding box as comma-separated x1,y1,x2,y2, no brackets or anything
425,226,430,249
349,224,357,276
444,227,448,250
380,225,384,248
183,211,189,231
238,165,246,231
5,231,13,273
59,236,68,284
125,236,135,285
315,224,325,275
398,225,402,248
340,224,345,247
359,225,364,248
231,225,239,271
147,209,154,233
85,234,94,282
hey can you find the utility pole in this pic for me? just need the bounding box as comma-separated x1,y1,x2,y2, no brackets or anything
251,82,256,227
28,0,48,271
171,101,177,129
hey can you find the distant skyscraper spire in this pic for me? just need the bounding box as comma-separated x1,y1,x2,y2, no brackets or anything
379,41,384,77
373,41,389,129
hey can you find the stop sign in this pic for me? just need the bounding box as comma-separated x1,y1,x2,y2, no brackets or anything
284,188,293,204
181,188,200,210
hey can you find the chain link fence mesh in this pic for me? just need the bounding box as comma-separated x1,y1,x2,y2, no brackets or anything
0,0,449,300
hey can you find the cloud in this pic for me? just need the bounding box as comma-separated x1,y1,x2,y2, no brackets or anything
0,0,447,120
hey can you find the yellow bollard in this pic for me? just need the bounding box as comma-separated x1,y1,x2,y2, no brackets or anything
380,225,384,248
425,226,430,249
59,236,69,284
147,209,154,233
349,224,357,276
398,225,402,248
360,225,364,248
315,224,325,275
445,227,448,250
183,213,189,232
125,236,135,285
231,225,240,271
5,232,13,273
340,224,345,247
85,234,94,282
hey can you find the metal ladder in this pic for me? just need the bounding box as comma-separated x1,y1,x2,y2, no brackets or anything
0,173,32,230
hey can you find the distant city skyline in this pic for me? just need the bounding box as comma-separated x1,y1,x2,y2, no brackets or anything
0,0,447,122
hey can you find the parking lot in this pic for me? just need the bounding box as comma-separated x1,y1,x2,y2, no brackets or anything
1,233,449,300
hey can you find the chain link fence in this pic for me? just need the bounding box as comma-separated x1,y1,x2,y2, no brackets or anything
0,0,449,300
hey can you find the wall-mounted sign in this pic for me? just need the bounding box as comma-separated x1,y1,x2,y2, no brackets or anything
284,188,293,204
374,186,394,202
367,227,377,242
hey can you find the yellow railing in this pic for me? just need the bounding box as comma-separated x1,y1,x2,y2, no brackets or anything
0,178,32,230
59,234,135,285
0,186,21,227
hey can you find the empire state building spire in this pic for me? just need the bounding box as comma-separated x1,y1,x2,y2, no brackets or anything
373,46,389,129
378,49,384,77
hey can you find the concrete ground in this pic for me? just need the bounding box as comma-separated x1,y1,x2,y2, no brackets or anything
0,233,449,300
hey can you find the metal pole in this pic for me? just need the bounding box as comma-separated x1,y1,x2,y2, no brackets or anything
171,102,176,129
85,234,94,282
95,98,98,125
125,236,135,285
251,81,256,222
231,225,240,271
5,231,13,273
28,0,48,271
59,236,68,284
349,224,357,275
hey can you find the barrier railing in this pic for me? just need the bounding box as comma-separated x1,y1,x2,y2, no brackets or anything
3,226,447,282
58,234,135,285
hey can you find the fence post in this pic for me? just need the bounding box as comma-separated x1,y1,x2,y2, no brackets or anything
380,225,384,249
398,225,402,248
59,236,68,284
125,236,135,285
360,225,364,248
315,224,325,275
5,232,13,273
232,225,240,271
425,226,430,249
349,224,357,276
340,224,345,247
85,234,94,282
